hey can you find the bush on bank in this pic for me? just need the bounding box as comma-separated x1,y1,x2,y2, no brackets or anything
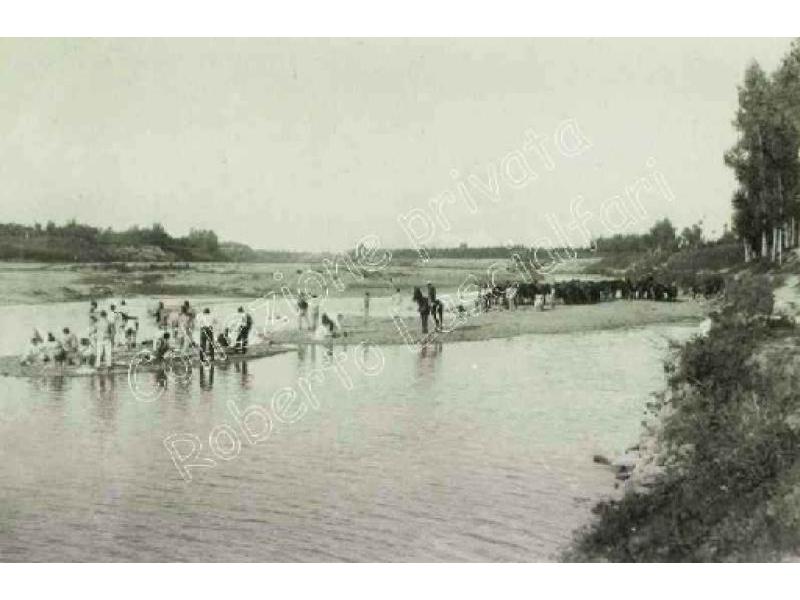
568,273,800,561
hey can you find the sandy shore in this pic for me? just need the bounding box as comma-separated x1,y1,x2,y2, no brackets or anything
268,299,708,347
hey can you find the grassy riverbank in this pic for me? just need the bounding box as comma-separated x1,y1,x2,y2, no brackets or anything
568,272,800,561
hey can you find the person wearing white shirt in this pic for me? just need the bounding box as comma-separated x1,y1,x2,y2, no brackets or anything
96,311,114,369
391,287,403,314
20,337,42,366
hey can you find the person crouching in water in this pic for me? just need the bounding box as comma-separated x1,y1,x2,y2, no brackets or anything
217,327,231,349
154,332,172,362
320,313,338,338
43,332,58,364
124,322,139,350
20,337,43,366
198,307,215,362
96,310,114,369
79,337,95,366
60,327,79,365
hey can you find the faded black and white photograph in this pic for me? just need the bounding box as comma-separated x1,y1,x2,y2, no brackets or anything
2,23,800,579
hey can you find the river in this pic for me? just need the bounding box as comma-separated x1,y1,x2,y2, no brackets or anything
0,299,696,561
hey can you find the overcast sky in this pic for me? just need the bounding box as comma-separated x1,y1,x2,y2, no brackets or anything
0,38,793,251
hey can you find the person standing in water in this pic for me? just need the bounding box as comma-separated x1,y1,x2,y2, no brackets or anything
235,306,253,353
391,287,403,313
297,293,310,330
85,314,99,363
310,294,320,331
198,307,215,362
96,310,114,369
108,304,120,346
363,291,370,323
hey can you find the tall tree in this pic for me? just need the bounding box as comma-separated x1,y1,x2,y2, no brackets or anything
725,58,800,260
773,39,800,247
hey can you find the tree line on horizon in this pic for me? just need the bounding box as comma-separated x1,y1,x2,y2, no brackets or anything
0,216,719,263
0,220,226,262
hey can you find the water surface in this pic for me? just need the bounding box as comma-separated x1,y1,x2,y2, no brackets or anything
0,309,694,561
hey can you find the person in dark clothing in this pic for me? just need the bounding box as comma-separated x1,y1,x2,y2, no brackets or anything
412,287,430,334
320,312,337,337
154,301,165,326
426,281,443,331
198,307,215,362
235,306,253,354
154,332,172,361
427,281,437,303
217,328,231,348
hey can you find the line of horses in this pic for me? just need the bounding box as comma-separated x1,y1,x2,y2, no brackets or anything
479,274,725,308
408,273,725,334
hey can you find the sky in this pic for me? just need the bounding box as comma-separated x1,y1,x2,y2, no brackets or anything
0,38,793,251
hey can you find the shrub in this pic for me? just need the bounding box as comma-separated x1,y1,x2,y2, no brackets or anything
568,278,800,561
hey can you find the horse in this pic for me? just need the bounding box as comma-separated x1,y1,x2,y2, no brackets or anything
413,287,444,333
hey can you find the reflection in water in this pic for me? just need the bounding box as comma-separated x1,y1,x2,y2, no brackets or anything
30,373,70,400
0,324,697,561
90,374,118,431
417,340,443,380
199,365,215,391
155,368,168,392
233,360,251,389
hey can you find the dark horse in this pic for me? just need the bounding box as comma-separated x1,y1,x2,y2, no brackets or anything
413,287,443,333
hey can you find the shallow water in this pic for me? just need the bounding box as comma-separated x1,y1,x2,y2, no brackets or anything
0,300,696,561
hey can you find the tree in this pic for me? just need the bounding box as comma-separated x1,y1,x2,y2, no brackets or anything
725,56,800,261
773,39,800,248
187,229,219,254
648,218,677,252
680,222,704,249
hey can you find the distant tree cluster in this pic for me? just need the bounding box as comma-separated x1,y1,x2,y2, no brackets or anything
0,221,226,262
725,39,800,263
593,218,705,255
388,245,595,261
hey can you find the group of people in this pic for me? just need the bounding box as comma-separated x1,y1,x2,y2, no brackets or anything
21,299,140,368
296,292,348,339
20,298,258,370
151,301,254,364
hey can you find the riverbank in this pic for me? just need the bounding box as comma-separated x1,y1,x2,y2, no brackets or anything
568,272,800,562
268,299,706,347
